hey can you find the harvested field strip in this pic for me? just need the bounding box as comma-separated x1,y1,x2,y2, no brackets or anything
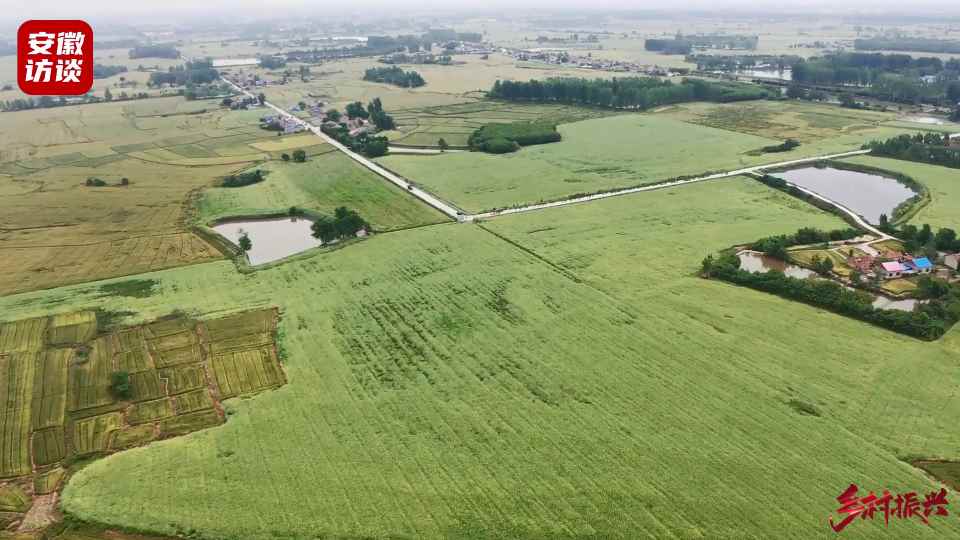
152,344,204,368
72,413,122,455
0,406,31,477
159,409,222,437
115,349,153,374
47,311,97,346
111,424,156,449
67,338,116,412
127,399,174,425
147,330,198,352
129,371,164,402
210,347,284,399
159,365,206,395
31,349,70,430
208,332,274,355
173,389,214,415
0,318,49,354
31,426,65,466
33,467,65,495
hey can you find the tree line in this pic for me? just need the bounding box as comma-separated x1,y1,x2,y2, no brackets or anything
749,226,862,260
129,45,181,59
855,37,960,55
148,60,219,87
701,252,960,340
790,52,960,106
488,77,772,110
221,169,264,188
93,64,128,79
864,133,960,170
363,66,426,88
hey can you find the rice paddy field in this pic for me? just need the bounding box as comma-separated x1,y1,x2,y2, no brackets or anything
0,96,371,296
839,155,960,231
0,176,954,539
198,150,448,231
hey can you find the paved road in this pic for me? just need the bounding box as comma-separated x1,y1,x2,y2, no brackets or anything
469,150,872,220
222,78,466,220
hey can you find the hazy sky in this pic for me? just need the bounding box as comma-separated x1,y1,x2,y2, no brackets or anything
1,0,959,27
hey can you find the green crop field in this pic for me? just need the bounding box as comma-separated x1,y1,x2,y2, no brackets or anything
197,151,448,231
379,113,785,212
840,155,960,231
389,101,616,148
0,176,952,539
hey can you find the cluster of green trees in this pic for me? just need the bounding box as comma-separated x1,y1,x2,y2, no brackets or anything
790,52,960,105
221,169,264,188
884,222,960,257
148,60,219,87
310,207,370,243
855,37,960,55
93,64,128,79
645,38,692,55
85,176,129,187
688,54,799,71
467,121,561,154
864,133,960,169
259,56,287,69
488,77,771,110
760,139,800,153
321,123,389,157
701,252,959,340
129,45,180,59
281,150,308,163
363,66,426,88
749,226,862,259
367,98,396,131
109,371,133,399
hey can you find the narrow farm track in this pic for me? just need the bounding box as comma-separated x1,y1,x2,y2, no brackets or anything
222,78,883,226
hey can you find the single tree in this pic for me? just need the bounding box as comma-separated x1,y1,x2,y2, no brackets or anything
238,232,252,253
438,138,449,152
326,109,341,122
120,177,130,186
281,153,290,161
292,149,307,162
257,92,266,105
110,371,132,399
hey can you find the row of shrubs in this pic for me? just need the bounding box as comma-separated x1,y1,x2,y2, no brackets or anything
702,252,959,340
221,169,265,188
750,226,862,259
467,121,562,154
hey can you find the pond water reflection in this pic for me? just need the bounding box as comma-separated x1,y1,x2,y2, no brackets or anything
773,167,915,225
212,217,323,265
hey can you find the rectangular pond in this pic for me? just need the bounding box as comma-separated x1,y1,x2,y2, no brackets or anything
212,217,323,265
773,166,916,225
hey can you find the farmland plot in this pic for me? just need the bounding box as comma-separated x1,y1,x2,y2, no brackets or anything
0,306,285,531
0,183,943,538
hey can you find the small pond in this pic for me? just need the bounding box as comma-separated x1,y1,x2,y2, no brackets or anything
737,251,921,312
739,68,792,81
901,115,945,125
737,251,818,279
773,167,916,225
212,217,323,265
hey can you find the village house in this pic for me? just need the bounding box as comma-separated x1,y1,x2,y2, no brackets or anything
949,134,960,149
944,253,960,271
846,255,875,274
878,261,906,279
904,257,933,275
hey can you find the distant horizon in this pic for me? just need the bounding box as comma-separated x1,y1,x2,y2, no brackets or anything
2,2,960,31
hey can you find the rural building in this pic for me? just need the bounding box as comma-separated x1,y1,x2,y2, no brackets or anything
904,257,933,274
950,135,960,149
879,261,905,279
944,253,960,270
